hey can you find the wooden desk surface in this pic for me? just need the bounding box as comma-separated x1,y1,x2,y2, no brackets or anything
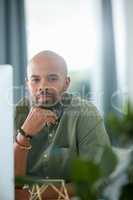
15,189,30,200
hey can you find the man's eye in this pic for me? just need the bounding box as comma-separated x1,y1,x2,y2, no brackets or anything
48,77,58,81
31,79,40,83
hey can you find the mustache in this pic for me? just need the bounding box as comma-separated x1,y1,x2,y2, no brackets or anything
36,89,55,96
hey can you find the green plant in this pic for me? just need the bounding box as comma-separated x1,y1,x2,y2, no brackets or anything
108,101,133,146
71,101,133,200
71,146,117,200
105,101,133,200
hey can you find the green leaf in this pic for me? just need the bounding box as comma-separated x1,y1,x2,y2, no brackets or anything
71,159,101,184
99,146,118,177
76,183,97,200
107,101,133,144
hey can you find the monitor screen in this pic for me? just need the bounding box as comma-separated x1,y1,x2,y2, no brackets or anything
0,65,14,199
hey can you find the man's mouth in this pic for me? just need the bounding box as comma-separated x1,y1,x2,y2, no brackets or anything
36,89,57,104
37,90,53,98
37,93,53,100
34,89,59,107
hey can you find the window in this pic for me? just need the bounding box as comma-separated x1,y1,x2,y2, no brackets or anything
25,0,101,71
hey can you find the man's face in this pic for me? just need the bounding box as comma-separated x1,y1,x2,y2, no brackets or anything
27,56,70,108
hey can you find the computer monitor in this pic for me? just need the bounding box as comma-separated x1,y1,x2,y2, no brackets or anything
0,65,14,199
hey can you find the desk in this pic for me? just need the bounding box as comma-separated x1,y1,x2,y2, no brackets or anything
15,189,30,200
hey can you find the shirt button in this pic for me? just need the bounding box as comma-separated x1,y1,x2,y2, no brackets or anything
44,154,48,158
45,176,49,179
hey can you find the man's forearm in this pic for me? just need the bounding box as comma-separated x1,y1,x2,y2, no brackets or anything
14,134,30,176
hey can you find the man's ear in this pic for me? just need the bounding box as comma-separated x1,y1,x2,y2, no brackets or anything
64,76,70,91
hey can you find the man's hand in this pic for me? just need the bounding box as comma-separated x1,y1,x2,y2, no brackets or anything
21,107,58,136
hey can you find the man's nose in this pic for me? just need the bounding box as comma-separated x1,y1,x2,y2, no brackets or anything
38,79,49,91
39,88,48,94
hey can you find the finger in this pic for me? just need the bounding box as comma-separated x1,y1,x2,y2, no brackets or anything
45,115,57,122
45,116,56,124
44,110,58,119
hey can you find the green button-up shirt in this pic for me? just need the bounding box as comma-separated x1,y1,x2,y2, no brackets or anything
14,94,110,181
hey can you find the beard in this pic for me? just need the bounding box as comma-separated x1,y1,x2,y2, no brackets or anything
32,88,63,108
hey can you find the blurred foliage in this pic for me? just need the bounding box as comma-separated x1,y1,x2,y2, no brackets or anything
106,101,133,200
71,146,117,200
71,159,101,200
71,101,133,200
120,150,133,200
107,101,133,146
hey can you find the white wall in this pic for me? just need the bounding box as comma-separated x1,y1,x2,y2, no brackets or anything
124,0,133,103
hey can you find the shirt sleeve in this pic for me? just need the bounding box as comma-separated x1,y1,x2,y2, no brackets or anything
14,99,29,138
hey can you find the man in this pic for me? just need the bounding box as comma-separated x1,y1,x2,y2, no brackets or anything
14,50,110,199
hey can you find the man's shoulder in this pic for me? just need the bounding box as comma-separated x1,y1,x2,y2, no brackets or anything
70,95,101,115
14,97,30,129
15,97,30,114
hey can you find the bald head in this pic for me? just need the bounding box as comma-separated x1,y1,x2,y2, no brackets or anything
27,50,68,79
26,50,70,107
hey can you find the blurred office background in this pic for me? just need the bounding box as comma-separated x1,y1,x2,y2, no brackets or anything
0,0,133,145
